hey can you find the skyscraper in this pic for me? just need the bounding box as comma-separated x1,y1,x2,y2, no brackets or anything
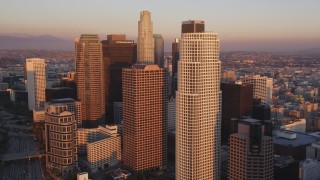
122,11,167,172
171,38,179,96
75,34,105,127
176,20,221,180
137,11,154,64
221,81,253,142
228,118,273,180
102,34,137,121
123,65,167,172
45,101,78,176
26,58,46,110
181,20,205,33
153,34,164,68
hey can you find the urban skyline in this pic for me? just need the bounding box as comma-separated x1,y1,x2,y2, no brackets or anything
1,5,320,180
1,1,319,51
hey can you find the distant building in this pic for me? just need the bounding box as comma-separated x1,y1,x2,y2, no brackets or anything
253,103,271,121
102,34,136,121
75,34,105,127
113,102,123,124
280,118,306,133
26,58,46,110
171,38,179,96
221,71,237,82
137,11,154,64
240,75,273,105
8,89,28,102
167,97,176,132
33,108,45,123
273,130,320,161
153,34,164,68
60,72,77,88
221,81,253,142
274,155,299,180
299,158,320,180
77,125,121,172
228,119,273,180
45,87,77,102
45,102,78,176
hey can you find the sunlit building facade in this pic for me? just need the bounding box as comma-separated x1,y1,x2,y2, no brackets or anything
26,58,46,110
176,20,221,180
137,11,154,64
75,34,105,127
45,102,78,175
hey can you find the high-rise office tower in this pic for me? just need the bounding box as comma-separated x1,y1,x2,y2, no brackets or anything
122,11,167,172
137,11,154,64
240,75,273,105
75,34,105,127
26,58,46,110
181,20,205,33
228,118,273,180
171,38,179,96
221,81,253,142
123,65,167,172
45,102,78,176
176,20,221,180
153,34,164,68
102,34,137,121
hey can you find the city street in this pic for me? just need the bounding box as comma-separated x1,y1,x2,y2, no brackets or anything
1,110,43,180
2,159,42,180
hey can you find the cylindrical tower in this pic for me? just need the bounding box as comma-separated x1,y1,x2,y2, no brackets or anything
176,21,221,180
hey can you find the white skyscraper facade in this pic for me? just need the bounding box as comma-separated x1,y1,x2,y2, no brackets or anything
176,21,221,180
26,58,46,110
137,10,154,64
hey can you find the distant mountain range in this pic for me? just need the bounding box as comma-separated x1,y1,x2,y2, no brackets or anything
296,47,320,54
0,35,73,50
0,34,319,54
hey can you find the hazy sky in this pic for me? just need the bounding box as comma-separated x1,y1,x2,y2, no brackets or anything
1,0,319,51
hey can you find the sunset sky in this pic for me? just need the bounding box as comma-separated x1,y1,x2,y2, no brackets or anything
1,0,319,51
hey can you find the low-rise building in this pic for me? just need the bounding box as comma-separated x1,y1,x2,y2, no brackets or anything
77,125,121,172
280,119,306,133
33,108,45,123
273,130,320,161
